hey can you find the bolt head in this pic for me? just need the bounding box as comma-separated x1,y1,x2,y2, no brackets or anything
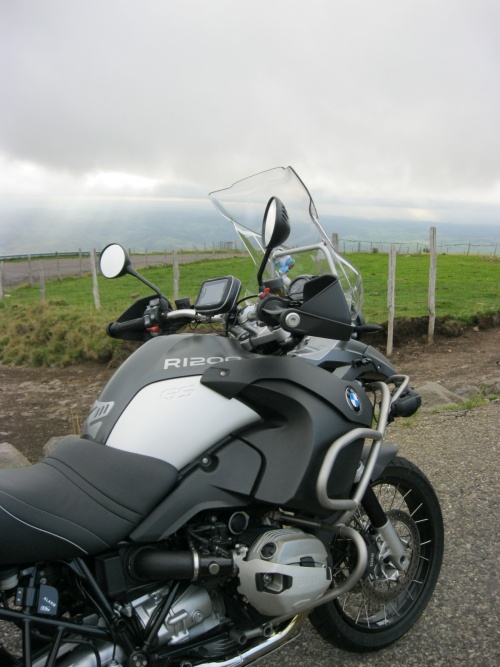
285,312,301,328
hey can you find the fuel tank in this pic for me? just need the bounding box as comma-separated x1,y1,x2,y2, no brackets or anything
82,334,261,469
129,345,375,540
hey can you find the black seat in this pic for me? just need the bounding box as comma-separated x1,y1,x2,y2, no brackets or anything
0,438,178,566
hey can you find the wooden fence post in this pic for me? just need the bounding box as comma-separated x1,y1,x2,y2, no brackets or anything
90,248,101,309
79,248,84,278
332,233,339,253
56,251,61,281
428,227,437,344
39,262,45,304
387,245,396,357
173,250,179,300
0,261,3,301
28,254,33,287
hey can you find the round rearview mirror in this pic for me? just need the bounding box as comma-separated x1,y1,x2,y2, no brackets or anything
99,243,130,279
262,197,290,249
263,198,277,247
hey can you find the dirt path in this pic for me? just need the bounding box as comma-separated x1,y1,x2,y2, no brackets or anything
0,363,113,461
1,252,246,288
388,325,500,390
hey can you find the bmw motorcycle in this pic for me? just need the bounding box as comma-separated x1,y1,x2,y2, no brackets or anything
0,167,443,666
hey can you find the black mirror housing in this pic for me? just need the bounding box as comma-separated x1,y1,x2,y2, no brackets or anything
99,244,132,279
262,197,290,249
257,197,291,289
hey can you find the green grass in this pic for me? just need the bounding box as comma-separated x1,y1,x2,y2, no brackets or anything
0,253,498,366
349,252,500,322
434,392,500,412
0,302,124,367
0,257,257,366
2,257,256,312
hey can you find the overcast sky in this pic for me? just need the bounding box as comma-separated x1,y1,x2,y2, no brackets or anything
1,0,500,229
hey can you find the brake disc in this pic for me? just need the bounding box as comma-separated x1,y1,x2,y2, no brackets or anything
360,509,421,604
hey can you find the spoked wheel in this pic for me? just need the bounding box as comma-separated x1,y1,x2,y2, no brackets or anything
310,456,444,652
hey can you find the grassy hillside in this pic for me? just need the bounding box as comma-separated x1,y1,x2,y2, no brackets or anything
0,253,498,366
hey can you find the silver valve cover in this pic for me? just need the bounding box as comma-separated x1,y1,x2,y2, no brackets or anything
235,528,331,617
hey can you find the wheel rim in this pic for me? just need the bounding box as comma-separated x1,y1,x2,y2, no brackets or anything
331,477,436,631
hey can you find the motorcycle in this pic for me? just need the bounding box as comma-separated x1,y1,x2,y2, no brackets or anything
0,167,443,666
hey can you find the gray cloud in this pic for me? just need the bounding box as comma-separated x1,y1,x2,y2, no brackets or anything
1,0,500,225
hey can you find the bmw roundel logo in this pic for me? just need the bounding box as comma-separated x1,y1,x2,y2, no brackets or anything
346,387,362,413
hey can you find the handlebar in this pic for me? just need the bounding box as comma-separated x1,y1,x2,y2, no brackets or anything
353,324,383,334
107,317,149,337
106,287,379,346
106,308,228,340
167,309,198,319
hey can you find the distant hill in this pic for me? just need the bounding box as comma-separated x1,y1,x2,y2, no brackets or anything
0,197,498,257
320,215,499,254
0,197,232,256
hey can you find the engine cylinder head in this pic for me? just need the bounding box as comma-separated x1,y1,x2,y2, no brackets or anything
234,528,331,617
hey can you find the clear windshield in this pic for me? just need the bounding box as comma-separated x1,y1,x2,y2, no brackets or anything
209,166,363,318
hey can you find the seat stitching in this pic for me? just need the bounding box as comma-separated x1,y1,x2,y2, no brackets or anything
0,490,111,548
0,505,89,555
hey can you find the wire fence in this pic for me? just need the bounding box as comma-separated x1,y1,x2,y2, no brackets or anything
0,231,498,352
1,238,497,290
334,238,498,256
0,249,246,290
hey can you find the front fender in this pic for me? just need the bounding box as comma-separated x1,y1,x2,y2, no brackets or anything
362,443,399,481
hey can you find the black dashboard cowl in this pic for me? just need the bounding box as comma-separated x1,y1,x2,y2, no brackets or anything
283,275,354,341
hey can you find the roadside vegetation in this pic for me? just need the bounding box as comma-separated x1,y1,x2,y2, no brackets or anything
0,253,498,367
435,390,500,413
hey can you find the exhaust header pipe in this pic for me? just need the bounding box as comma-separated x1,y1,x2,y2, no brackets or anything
127,547,235,582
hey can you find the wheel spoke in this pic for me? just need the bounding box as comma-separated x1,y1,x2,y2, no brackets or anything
354,598,367,624
410,502,423,517
342,591,353,612
364,603,371,629
398,488,412,510
388,601,401,617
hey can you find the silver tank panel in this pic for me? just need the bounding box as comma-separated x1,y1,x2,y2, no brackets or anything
82,334,260,469
106,376,259,468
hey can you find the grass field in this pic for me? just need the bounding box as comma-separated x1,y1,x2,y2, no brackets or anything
0,252,498,366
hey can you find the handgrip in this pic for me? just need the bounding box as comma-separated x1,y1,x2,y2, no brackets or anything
106,317,146,337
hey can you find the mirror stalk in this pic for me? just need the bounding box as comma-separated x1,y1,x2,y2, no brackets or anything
257,247,273,292
126,265,166,301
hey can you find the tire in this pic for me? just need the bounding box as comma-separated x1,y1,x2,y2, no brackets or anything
309,456,444,652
